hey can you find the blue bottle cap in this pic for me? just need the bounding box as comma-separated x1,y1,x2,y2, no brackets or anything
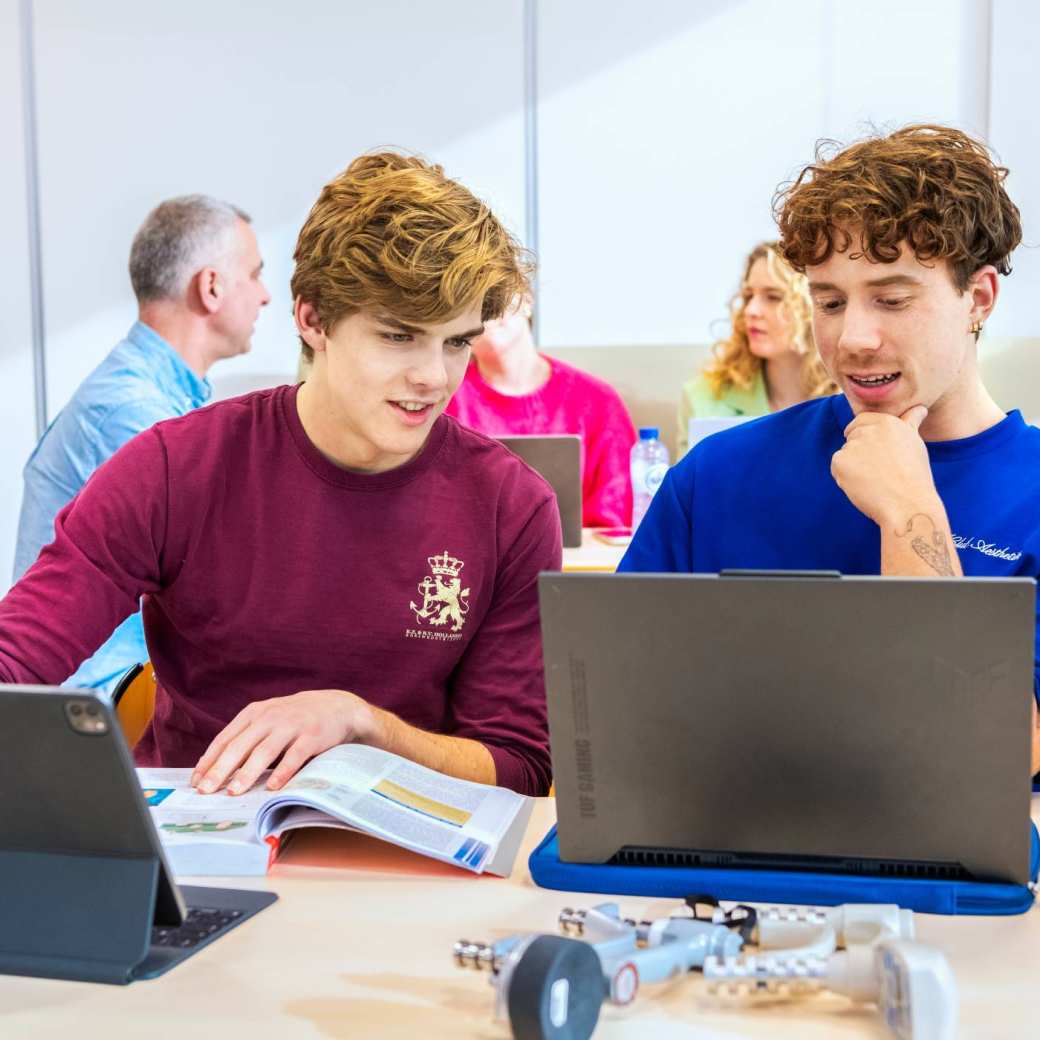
638,427,660,440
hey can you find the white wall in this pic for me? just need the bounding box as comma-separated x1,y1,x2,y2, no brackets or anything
5,0,1039,584
32,0,528,411
536,0,1000,348
0,0,38,594
988,0,1040,339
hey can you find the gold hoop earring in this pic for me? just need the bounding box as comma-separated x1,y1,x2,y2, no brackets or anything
970,319,983,335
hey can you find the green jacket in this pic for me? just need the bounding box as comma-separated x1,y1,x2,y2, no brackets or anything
676,370,769,456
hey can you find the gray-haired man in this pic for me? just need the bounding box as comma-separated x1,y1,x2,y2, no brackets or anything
13,195,270,692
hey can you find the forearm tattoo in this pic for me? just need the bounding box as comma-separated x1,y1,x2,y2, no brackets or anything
899,514,956,576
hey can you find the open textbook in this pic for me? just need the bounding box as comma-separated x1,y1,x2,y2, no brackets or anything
138,743,534,878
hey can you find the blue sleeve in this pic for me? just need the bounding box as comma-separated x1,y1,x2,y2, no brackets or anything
13,399,173,585
617,466,693,573
96,399,175,458
13,479,69,583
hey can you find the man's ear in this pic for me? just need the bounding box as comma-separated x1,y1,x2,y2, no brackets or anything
192,267,223,315
294,297,327,354
967,264,999,326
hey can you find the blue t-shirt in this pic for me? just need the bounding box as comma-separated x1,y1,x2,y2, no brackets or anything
13,321,211,693
620,394,1040,703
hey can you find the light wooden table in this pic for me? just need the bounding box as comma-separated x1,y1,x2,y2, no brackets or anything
562,529,627,573
2,798,1038,1039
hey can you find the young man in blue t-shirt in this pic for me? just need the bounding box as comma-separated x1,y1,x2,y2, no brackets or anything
620,124,1040,774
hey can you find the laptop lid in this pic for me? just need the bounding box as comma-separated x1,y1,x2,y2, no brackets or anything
686,416,753,457
539,572,1035,884
498,434,583,548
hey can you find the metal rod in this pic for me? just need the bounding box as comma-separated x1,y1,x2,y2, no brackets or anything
981,0,993,142
19,0,48,437
522,0,540,341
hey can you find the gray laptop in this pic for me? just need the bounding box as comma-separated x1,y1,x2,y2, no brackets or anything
498,435,582,548
539,571,1035,884
685,416,753,457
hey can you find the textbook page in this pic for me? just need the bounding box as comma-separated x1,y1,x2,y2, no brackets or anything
256,744,533,876
138,768,273,876
138,747,534,877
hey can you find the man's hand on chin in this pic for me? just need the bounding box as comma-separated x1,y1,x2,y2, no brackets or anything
830,404,939,527
190,689,383,796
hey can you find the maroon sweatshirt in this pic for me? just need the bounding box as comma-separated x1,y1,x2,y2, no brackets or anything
0,385,561,795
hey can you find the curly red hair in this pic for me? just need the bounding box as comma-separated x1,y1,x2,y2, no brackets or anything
775,124,1022,292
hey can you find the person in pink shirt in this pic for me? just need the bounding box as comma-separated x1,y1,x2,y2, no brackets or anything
0,153,559,797
445,295,637,527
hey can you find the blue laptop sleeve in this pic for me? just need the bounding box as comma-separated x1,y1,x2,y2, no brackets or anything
528,823,1039,916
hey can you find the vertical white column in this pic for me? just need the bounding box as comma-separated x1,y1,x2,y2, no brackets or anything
1,0,40,591
19,0,47,438
524,0,541,340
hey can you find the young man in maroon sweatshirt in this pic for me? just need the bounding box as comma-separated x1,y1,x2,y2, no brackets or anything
0,153,560,797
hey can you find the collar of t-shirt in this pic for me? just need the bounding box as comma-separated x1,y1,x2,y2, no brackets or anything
280,382,452,490
828,394,1026,463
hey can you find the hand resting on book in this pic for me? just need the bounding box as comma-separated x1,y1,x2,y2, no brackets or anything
191,688,379,795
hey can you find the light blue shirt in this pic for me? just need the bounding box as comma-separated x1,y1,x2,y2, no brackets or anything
13,321,211,693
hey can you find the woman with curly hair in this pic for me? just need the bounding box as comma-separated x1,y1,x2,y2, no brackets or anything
676,241,835,455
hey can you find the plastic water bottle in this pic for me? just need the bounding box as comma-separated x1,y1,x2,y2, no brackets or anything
631,427,670,530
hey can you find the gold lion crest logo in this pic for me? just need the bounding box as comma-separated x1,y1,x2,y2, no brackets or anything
409,551,471,633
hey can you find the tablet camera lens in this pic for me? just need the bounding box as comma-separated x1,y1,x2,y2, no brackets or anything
65,700,107,735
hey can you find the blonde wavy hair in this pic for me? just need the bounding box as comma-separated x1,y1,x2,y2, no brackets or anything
292,152,532,362
702,242,835,399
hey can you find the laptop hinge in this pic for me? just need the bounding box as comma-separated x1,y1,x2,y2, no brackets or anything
719,569,843,580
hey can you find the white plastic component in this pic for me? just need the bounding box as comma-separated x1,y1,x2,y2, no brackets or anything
874,939,958,1040
646,917,671,948
756,903,914,951
754,904,827,949
831,904,915,947
610,961,640,1005
754,923,837,961
705,938,957,1040
568,904,631,943
826,944,883,1003
703,952,829,998
823,940,958,1040
549,977,570,1027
